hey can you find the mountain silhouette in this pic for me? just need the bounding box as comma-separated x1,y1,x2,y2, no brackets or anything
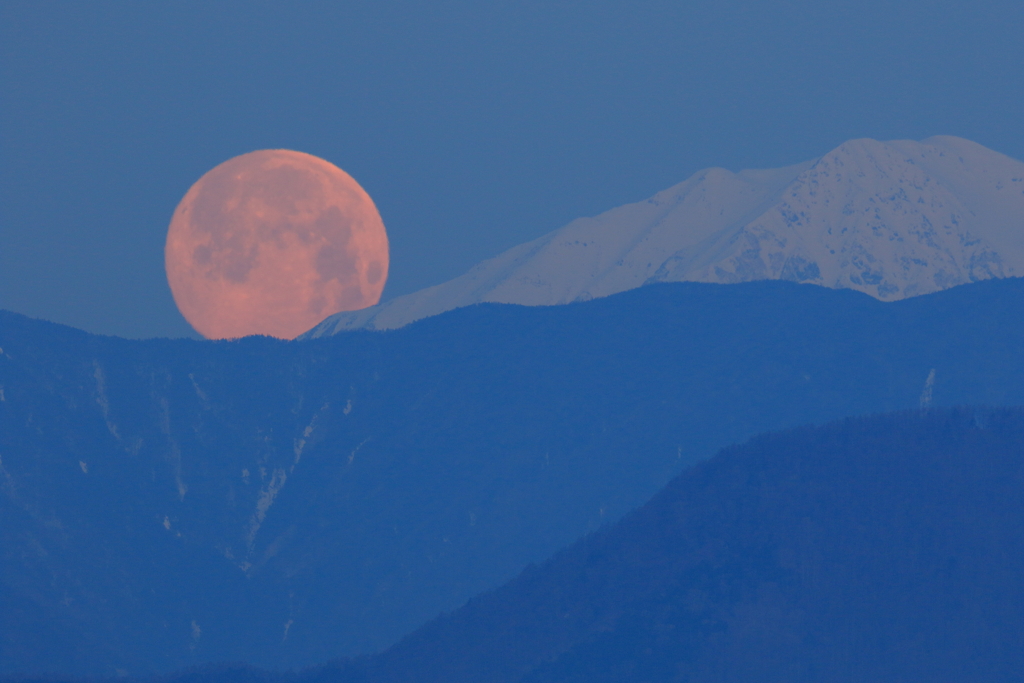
3,278,1024,676
310,136,1024,335
304,407,1024,683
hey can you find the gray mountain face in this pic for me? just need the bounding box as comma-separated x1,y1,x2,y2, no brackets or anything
307,136,1024,336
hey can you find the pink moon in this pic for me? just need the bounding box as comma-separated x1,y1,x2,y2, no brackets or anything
165,150,388,339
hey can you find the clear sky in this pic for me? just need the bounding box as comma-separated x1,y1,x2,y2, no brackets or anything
2,0,1022,338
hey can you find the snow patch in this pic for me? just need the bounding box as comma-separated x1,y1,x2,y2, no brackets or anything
348,437,370,465
188,373,209,406
93,362,120,439
292,403,329,467
246,467,287,552
158,398,188,500
920,368,936,408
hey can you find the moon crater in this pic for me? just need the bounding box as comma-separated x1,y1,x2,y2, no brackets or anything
165,150,388,339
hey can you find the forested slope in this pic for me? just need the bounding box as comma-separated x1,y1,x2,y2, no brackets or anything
2,278,1024,676
311,408,1024,682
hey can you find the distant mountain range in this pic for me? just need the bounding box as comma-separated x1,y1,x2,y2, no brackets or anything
3,278,1024,677
308,136,1024,335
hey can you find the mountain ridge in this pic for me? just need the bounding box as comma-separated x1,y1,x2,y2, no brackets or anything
27,407,1023,683
5,277,1024,676
312,407,1024,683
308,135,1024,336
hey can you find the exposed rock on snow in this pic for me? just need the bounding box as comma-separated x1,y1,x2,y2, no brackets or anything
306,136,1024,336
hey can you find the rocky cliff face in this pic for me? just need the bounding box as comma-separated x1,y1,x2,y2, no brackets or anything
308,136,1024,336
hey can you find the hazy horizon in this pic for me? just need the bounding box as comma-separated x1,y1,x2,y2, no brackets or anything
3,0,1023,338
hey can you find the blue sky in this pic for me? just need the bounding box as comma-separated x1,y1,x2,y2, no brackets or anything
2,0,1022,338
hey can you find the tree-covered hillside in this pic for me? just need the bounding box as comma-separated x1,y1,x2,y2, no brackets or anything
312,407,1024,682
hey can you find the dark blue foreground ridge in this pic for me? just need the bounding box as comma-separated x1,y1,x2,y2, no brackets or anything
310,406,1024,683
12,407,1024,683
1,278,1023,677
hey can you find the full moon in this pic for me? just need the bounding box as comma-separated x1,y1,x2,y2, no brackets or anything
165,150,388,339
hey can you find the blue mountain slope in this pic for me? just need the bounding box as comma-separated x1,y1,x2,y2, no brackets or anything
309,408,1024,683
1,278,1023,676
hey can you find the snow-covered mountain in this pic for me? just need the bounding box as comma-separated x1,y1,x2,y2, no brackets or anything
306,136,1024,336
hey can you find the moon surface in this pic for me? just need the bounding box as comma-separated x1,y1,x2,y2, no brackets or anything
165,150,388,339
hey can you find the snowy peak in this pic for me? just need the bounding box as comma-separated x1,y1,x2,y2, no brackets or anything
654,136,1020,299
307,136,1024,336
